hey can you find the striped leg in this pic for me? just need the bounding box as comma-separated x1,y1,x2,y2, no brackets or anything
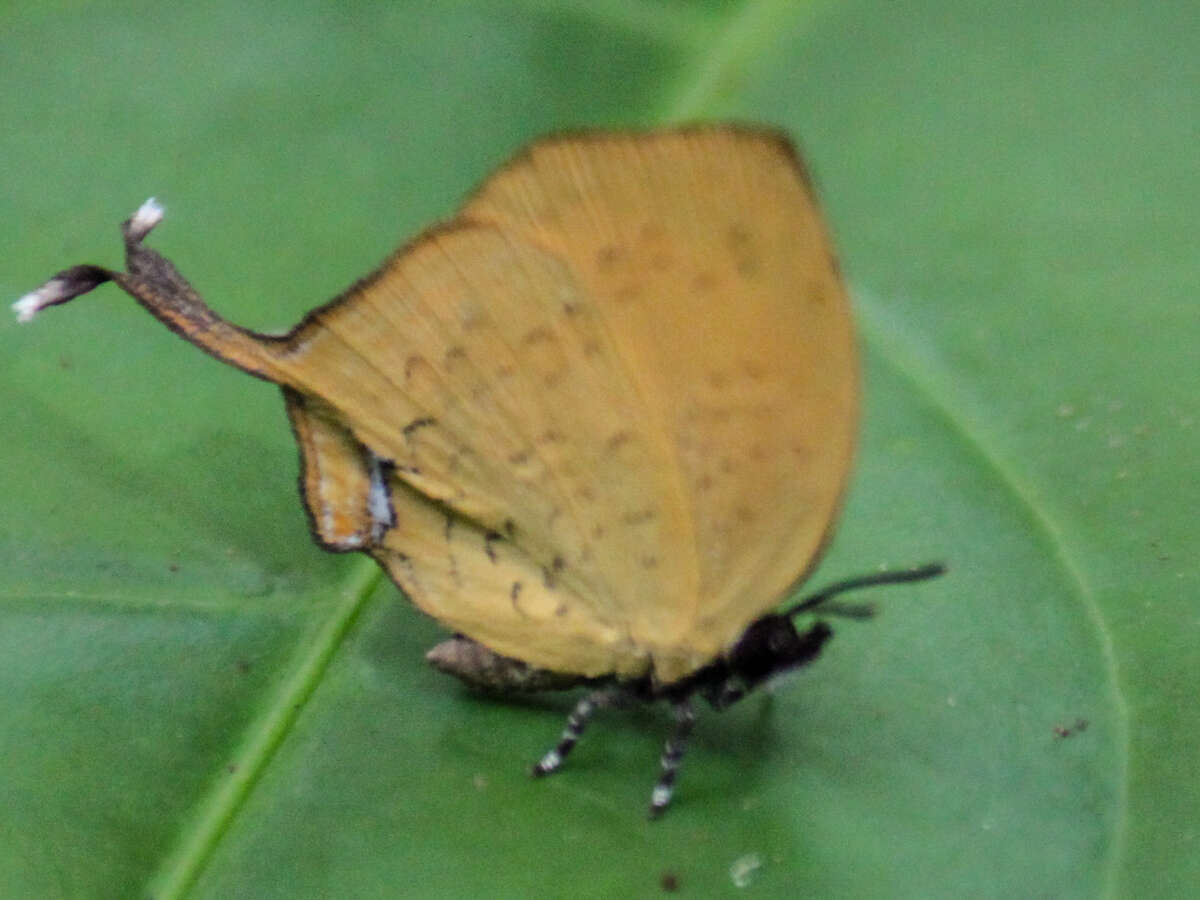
532,687,622,776
648,700,696,818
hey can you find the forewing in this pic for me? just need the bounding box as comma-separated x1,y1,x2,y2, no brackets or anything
462,128,857,672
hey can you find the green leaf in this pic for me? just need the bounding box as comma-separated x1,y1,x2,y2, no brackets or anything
1,1,1194,897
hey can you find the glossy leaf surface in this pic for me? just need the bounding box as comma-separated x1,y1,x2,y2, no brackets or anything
1,2,1194,897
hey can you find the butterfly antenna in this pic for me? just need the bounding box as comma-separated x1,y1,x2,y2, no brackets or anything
785,563,947,619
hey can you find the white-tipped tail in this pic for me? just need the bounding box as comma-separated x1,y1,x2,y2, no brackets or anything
12,279,70,323
127,197,165,241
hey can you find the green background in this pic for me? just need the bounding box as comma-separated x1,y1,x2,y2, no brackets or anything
1,2,1195,897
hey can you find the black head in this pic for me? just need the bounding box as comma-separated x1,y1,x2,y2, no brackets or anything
727,615,833,692
691,563,947,709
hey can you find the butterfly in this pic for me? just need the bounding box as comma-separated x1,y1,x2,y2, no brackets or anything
15,126,944,816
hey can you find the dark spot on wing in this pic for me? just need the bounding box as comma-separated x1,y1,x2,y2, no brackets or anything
523,326,553,346
741,359,766,381
402,416,436,439
404,354,426,381
621,508,656,526
596,245,623,268
484,530,501,563
727,224,760,276
542,555,566,589
606,430,632,452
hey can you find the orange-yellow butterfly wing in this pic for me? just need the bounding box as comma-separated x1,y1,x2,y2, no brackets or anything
14,128,855,686
273,221,695,679
271,127,854,684
462,128,857,680
286,385,642,677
